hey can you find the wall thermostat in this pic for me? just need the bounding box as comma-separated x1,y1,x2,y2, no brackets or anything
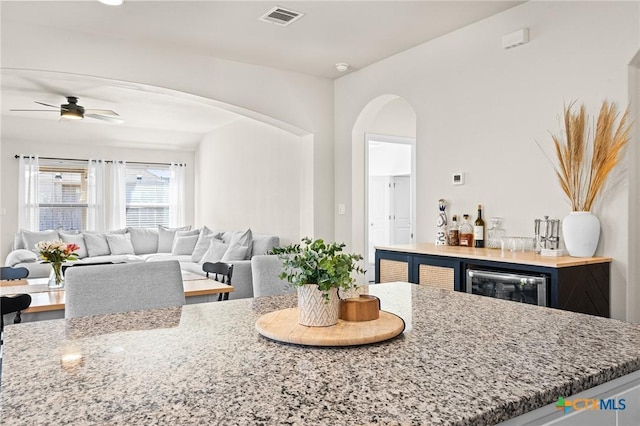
452,172,465,185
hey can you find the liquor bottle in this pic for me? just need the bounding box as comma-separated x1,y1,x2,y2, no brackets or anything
448,215,459,246
435,199,447,245
459,214,473,247
474,204,485,248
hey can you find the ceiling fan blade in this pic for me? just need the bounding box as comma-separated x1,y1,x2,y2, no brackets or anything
10,109,60,112
85,113,125,124
84,109,119,116
34,101,61,109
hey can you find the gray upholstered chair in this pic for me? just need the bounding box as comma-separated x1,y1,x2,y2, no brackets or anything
64,260,185,319
250,255,296,298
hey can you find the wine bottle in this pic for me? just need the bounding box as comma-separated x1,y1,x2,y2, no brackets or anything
474,204,485,248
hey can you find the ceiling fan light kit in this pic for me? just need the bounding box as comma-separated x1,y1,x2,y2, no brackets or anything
61,96,84,120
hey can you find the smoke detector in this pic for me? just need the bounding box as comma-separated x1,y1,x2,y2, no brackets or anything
335,63,350,72
259,6,304,26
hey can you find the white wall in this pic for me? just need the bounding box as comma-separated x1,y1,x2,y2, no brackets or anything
1,18,335,247
335,1,640,321
195,118,308,245
0,138,195,260
367,97,417,138
629,52,640,323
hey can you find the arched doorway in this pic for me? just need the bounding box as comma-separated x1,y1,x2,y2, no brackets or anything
351,95,417,282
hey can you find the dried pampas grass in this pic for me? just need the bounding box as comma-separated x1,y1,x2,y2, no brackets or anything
548,100,631,211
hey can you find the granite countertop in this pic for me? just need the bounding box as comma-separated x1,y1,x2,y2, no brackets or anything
375,243,612,268
1,282,639,425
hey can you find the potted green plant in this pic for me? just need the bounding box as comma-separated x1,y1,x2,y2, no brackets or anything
271,237,365,327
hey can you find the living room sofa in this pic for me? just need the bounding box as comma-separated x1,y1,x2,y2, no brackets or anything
4,227,279,301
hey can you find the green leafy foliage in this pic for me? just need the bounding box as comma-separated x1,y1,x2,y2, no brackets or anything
270,238,365,295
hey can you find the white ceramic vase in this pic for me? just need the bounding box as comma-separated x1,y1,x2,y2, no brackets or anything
297,284,339,327
562,211,600,257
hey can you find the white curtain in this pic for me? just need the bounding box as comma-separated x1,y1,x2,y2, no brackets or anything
87,159,106,231
169,163,186,227
109,160,127,230
17,155,40,231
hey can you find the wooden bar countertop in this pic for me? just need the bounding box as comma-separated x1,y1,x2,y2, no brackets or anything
375,243,611,268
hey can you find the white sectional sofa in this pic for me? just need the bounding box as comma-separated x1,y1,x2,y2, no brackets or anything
4,226,279,300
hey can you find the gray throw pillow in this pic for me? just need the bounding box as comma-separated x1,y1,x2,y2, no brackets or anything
171,234,199,255
127,227,159,254
59,232,88,259
227,228,253,260
222,244,249,261
21,229,59,253
201,239,229,263
106,233,135,255
83,233,111,257
5,249,38,266
191,226,217,263
157,225,192,253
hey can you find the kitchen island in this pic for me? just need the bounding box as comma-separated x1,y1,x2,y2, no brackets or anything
1,282,639,425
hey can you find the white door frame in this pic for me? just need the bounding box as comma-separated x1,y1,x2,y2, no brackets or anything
364,133,416,273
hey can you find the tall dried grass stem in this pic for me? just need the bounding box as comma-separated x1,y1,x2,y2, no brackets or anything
549,100,631,212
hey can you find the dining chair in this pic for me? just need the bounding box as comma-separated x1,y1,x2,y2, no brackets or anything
202,261,233,301
250,255,295,298
1,266,32,340
0,266,29,281
64,260,185,319
1,294,32,345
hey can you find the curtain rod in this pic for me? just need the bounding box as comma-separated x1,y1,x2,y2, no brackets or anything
14,155,186,167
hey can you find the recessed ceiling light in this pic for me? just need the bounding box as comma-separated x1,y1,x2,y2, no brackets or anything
335,63,350,72
98,0,124,6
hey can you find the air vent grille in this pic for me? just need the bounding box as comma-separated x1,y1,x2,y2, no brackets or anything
259,6,304,26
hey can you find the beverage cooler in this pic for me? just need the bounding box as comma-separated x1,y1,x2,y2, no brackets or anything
466,267,548,306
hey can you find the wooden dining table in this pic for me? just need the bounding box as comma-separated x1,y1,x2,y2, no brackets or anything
0,270,233,322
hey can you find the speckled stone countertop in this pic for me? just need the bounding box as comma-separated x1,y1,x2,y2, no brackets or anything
1,282,639,425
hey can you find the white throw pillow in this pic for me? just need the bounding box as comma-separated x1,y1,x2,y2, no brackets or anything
21,229,59,253
106,233,135,255
171,234,199,255
83,233,111,257
157,225,192,253
226,228,253,260
201,238,229,263
5,249,38,266
127,227,159,254
59,232,88,259
222,244,249,261
191,226,218,263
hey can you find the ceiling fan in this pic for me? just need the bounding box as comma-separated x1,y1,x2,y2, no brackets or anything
10,96,124,123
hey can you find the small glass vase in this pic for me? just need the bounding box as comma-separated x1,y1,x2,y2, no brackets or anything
48,262,65,289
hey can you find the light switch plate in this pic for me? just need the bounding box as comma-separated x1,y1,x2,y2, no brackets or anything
338,204,346,215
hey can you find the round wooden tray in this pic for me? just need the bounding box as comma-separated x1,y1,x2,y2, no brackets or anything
255,308,405,347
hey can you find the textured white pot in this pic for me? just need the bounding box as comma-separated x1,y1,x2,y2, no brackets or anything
297,284,339,327
562,211,600,257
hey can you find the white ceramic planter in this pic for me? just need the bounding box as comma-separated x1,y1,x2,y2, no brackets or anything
562,211,600,257
297,284,339,327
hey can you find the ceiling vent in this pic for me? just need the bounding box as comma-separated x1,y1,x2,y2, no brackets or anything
259,6,304,26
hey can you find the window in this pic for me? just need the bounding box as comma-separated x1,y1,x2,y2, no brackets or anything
38,163,88,231
125,164,170,228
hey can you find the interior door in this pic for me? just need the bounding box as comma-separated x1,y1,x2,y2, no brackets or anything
392,175,411,244
368,176,390,264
